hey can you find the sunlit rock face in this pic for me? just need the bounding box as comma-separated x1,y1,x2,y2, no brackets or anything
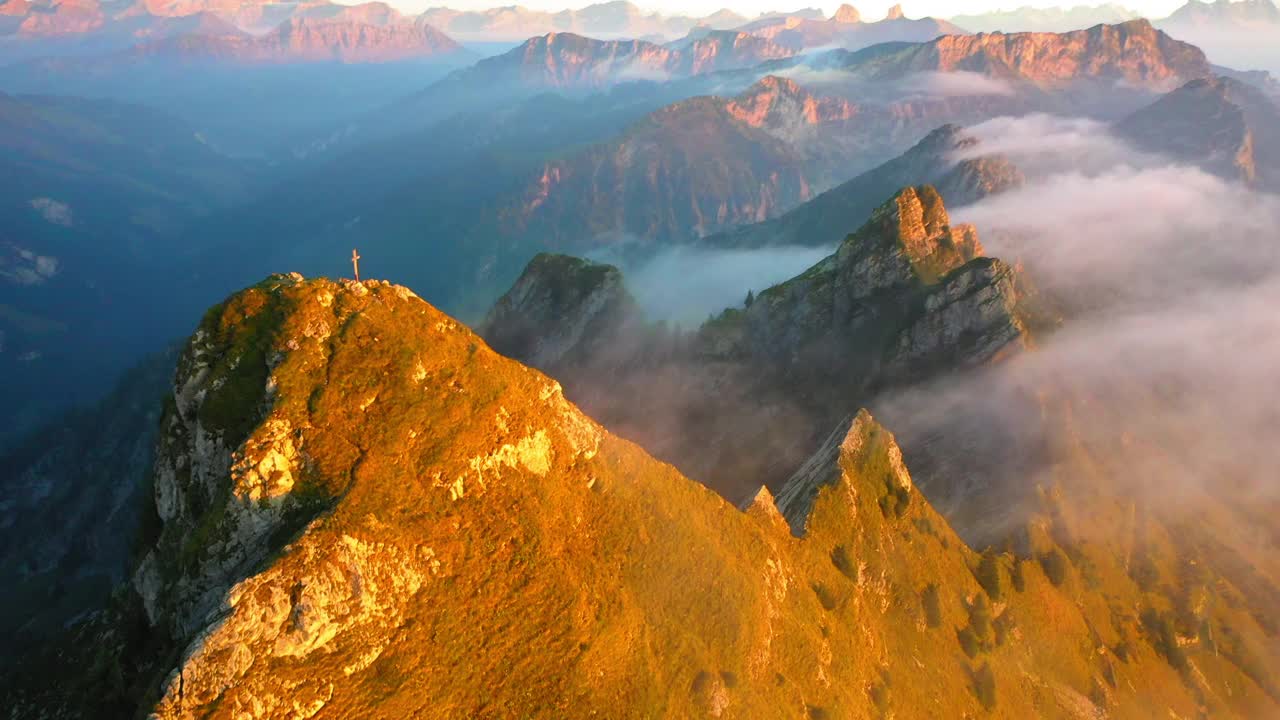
890,20,1210,88
721,185,1029,384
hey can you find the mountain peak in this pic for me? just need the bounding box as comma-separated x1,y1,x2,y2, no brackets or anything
1118,73,1280,189
897,20,1210,88
847,185,983,286
881,185,951,244
774,410,909,535
480,253,640,369
726,74,857,129
831,3,861,23
885,3,905,20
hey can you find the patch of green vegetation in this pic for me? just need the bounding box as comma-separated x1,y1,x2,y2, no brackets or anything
976,550,1003,601
195,285,290,445
969,594,994,645
922,584,943,628
972,663,997,711
868,680,890,716
830,545,857,581
1040,548,1069,587
1141,608,1188,674
524,254,620,306
812,582,839,611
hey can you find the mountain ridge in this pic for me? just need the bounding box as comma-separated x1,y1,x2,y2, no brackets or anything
7,270,1276,717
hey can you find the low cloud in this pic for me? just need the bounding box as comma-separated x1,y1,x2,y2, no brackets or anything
876,113,1280,543
952,113,1156,178
614,60,672,83
612,245,830,327
898,71,1016,98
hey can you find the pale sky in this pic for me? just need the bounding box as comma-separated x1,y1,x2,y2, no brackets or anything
404,1,1196,19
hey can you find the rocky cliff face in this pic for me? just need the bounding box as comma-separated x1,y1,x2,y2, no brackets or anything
1118,75,1280,190
10,272,1275,719
711,186,1030,385
844,19,1211,103
879,20,1209,87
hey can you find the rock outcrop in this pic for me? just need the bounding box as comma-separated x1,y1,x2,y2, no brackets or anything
707,185,1030,386
480,253,642,369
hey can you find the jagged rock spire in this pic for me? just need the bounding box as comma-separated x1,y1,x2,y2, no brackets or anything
774,410,912,536
836,185,984,294
885,3,905,20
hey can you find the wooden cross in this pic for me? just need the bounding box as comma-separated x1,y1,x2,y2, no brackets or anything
351,248,361,282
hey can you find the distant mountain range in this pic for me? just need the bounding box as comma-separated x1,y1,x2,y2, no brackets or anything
731,3,967,52
949,4,1141,33
0,0,973,65
1156,0,1280,72
0,0,468,64
419,0,751,42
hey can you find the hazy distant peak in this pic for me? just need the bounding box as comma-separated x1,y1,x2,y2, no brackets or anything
1165,0,1280,24
885,3,905,21
831,3,860,23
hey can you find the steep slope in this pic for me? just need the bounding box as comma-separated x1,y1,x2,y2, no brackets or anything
701,124,1024,249
8,272,1275,718
1117,75,1280,190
